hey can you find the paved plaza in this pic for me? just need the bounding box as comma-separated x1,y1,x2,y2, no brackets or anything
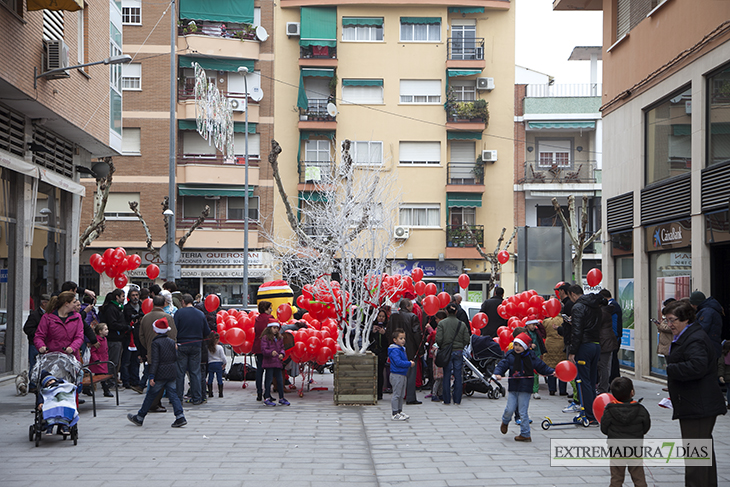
0,367,728,487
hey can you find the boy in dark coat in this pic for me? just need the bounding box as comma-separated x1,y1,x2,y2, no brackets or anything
600,377,650,487
127,318,187,427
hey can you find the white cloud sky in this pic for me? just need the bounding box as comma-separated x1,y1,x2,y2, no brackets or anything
516,1,604,84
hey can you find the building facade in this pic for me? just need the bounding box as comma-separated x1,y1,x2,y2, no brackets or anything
554,0,730,378
1,0,122,375
78,0,276,305
273,0,516,300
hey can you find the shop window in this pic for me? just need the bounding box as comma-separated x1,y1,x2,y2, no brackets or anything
645,86,692,184
708,64,730,166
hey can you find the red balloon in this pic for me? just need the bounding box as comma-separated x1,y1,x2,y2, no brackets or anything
504,302,517,317
437,291,451,309
241,340,253,354
587,268,603,287
103,248,114,263
528,295,544,308
105,266,119,279
593,393,616,423
458,273,470,289
498,333,511,351
516,302,529,317
277,303,293,322
226,328,245,347
306,336,321,351
112,247,126,264
423,295,440,316
413,281,425,296
554,281,565,298
296,295,308,310
89,253,102,269
205,294,220,313
141,297,154,314
113,273,128,289
471,312,489,329
411,267,424,283
497,305,508,319
316,347,332,365
544,298,562,318
497,250,510,265
424,283,437,296
127,254,141,271
496,326,508,336
146,264,160,280
555,360,578,382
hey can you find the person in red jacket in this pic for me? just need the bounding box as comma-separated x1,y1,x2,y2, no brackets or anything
34,291,84,362
253,301,276,401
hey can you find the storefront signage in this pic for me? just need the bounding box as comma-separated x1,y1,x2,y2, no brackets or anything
645,219,691,252
670,252,691,267
128,267,269,279
391,260,463,277
141,250,263,266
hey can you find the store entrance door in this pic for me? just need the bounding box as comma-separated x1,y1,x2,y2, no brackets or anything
710,244,730,340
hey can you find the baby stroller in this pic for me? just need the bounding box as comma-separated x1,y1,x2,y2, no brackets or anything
29,352,83,447
462,335,506,399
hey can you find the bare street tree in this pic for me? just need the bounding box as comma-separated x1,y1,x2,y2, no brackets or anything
551,194,601,282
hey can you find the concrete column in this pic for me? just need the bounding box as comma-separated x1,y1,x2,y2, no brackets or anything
691,73,710,293
12,174,35,373
633,221,650,379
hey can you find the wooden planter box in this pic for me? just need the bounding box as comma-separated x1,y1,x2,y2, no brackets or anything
333,351,377,405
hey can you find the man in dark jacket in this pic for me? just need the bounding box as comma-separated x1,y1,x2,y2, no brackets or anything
127,317,186,427
174,294,209,405
568,284,606,423
138,296,176,412
480,287,507,338
387,298,422,404
435,303,471,405
452,294,469,325
599,289,623,383
690,291,723,359
122,287,144,391
23,294,49,389
99,289,128,384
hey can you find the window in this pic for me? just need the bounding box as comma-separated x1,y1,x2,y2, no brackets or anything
450,207,476,226
182,131,216,157
399,141,440,165
399,204,440,227
103,192,139,219
122,63,141,90
616,0,663,39
400,80,441,104
645,87,691,184
348,202,384,227
121,128,141,155
182,196,216,219
450,80,476,102
537,205,567,227
537,139,572,168
449,141,476,183
352,141,383,165
342,18,383,41
1,0,23,18
122,0,141,25
400,18,440,42
342,84,383,105
227,196,259,221
707,64,730,166
77,6,88,65
234,133,261,159
305,139,332,162
450,21,477,60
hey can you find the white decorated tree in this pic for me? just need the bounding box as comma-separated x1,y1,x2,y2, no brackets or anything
266,139,401,354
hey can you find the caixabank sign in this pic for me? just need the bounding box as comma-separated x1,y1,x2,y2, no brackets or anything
646,219,691,252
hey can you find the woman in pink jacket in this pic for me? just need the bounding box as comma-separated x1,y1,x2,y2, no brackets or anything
34,291,85,362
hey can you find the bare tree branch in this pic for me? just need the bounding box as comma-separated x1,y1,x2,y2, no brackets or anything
178,205,210,250
461,225,517,295
79,159,115,251
552,195,601,282
129,200,160,260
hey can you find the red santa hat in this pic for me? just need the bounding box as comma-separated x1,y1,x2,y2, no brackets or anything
153,317,170,334
513,332,532,351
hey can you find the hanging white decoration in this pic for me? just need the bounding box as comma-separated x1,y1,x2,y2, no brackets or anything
193,62,234,158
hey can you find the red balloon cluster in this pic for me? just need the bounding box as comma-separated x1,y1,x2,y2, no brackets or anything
89,248,142,289
216,308,257,354
285,315,339,365
298,278,351,323
491,290,564,351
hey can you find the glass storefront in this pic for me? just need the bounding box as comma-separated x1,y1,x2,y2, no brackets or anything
0,168,17,373
615,257,634,369
707,63,730,166
645,86,692,184
203,278,262,307
30,183,67,303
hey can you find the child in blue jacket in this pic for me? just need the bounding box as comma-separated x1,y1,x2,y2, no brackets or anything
494,332,555,442
388,329,414,421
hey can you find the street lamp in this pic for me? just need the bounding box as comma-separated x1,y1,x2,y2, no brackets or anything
237,66,250,307
34,54,132,89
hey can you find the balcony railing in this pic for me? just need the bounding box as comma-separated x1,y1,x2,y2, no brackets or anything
299,99,336,121
445,99,489,125
300,45,337,59
447,162,484,185
298,160,334,183
178,154,260,165
176,217,259,230
446,225,484,248
446,38,485,60
518,160,597,184
525,83,602,98
178,21,257,41
178,88,258,105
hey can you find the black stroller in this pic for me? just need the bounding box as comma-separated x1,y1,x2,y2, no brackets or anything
29,353,82,447
462,335,506,398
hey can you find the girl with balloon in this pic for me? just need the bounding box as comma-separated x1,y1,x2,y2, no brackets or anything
260,322,290,407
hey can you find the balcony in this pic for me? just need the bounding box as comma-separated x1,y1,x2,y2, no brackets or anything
299,99,336,122
178,21,260,60
445,99,488,131
178,90,260,123
446,224,484,248
299,45,337,67
446,38,486,69
298,160,333,184
177,155,260,186
446,163,484,189
525,83,602,98
518,160,598,185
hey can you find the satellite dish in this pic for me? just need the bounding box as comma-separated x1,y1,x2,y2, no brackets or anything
255,26,269,42
327,103,338,117
250,88,264,102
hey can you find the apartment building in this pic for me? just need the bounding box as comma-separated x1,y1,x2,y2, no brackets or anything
273,1,516,299
554,0,730,378
78,0,276,305
0,0,122,375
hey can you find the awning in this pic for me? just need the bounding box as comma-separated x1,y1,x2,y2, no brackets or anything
447,194,482,208
178,56,254,73
448,7,485,14
527,121,596,130
300,7,337,47
447,131,482,140
297,71,309,110
342,79,383,87
299,191,328,203
179,0,254,24
301,68,335,78
179,184,254,197
342,17,383,27
27,0,82,11
447,69,482,78
400,17,441,24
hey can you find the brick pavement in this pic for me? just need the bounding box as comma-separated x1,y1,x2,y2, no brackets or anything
0,368,728,487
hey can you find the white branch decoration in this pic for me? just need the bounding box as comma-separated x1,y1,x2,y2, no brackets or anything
194,62,234,158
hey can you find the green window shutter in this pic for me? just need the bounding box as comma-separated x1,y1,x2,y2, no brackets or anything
179,0,254,24
300,7,337,47
301,68,335,78
447,7,484,13
342,79,383,87
298,191,328,203
179,184,254,197
527,121,596,130
342,17,383,27
447,131,482,140
178,56,254,73
446,193,482,208
233,122,257,134
400,17,440,25
447,69,482,78
178,120,198,131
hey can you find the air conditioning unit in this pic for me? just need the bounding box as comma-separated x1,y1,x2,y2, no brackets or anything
482,150,498,162
44,39,70,78
230,99,245,112
286,22,300,37
394,226,410,240
476,77,495,91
